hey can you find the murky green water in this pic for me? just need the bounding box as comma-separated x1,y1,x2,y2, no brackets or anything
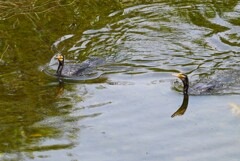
1,0,240,160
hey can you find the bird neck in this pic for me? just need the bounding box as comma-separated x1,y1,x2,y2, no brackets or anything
57,60,64,76
182,77,189,94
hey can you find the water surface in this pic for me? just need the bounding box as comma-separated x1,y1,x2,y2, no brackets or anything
0,0,240,160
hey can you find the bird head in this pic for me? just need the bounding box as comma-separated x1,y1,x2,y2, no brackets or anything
55,54,64,62
172,73,189,94
172,73,187,81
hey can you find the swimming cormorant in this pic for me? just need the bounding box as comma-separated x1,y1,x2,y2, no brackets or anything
55,54,102,78
172,73,217,95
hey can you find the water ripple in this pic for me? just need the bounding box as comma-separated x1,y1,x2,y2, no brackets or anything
53,2,240,89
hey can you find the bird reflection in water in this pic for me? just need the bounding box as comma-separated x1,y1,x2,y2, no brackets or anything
55,82,65,98
171,73,190,117
171,93,189,118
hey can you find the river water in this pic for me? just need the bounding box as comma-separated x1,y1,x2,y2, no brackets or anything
0,0,240,160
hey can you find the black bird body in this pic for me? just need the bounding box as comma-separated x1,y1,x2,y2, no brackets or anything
170,71,240,117
41,54,104,83
56,62,89,77
55,54,104,78
172,73,216,95
172,70,240,95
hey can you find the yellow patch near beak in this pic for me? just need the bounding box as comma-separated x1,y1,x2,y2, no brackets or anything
56,54,64,62
172,73,186,79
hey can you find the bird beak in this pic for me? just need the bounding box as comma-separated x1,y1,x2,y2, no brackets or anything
172,73,185,79
55,54,64,62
